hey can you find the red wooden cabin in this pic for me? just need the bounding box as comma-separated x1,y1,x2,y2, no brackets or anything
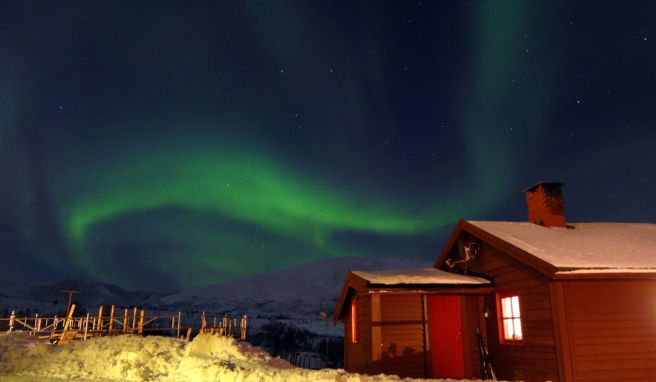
334,182,656,381
333,268,492,378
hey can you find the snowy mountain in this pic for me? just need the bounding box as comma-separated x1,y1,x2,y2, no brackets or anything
0,256,431,366
1,256,431,336
0,280,163,317
160,256,433,335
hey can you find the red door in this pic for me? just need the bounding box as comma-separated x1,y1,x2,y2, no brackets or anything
428,295,465,378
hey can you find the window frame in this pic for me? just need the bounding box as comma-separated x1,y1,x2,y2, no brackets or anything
496,290,523,345
351,298,358,343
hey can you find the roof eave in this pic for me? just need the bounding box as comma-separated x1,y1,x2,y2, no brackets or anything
332,272,369,324
435,220,559,278
554,270,656,280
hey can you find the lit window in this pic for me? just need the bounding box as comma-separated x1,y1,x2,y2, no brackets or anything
498,292,522,343
351,299,358,343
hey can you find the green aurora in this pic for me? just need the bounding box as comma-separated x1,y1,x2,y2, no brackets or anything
9,0,650,292
56,138,491,288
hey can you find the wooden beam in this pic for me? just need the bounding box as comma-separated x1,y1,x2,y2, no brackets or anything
549,281,574,382
123,309,128,334
138,310,145,335
554,271,656,280
83,313,90,341
370,294,382,363
108,305,115,335
132,307,137,332
97,306,103,332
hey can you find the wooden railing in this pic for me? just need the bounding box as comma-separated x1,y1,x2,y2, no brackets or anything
0,304,248,345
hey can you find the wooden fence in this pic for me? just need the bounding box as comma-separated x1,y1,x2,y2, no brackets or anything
0,304,248,345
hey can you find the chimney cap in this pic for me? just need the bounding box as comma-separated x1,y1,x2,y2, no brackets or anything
522,181,565,193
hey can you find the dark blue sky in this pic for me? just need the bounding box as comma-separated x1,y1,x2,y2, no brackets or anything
1,1,655,291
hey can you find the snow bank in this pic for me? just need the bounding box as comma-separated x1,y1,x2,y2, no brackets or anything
0,332,491,382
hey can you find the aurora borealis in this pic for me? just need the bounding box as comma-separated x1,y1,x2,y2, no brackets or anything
1,1,655,291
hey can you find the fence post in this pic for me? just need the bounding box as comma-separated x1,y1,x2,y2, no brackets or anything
177,312,181,338
185,327,192,341
123,309,128,334
132,307,137,333
240,314,248,341
97,306,104,334
52,315,58,339
84,313,90,341
108,305,115,335
63,304,76,334
9,311,15,332
138,310,145,335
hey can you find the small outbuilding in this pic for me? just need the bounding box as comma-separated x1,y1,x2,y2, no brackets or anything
333,268,492,379
334,182,656,382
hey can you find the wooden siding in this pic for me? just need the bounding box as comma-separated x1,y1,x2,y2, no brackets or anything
344,294,372,374
461,295,484,379
562,280,656,382
374,294,427,378
464,245,560,382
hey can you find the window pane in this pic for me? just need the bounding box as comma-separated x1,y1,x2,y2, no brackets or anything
514,318,523,340
504,319,514,340
502,297,512,318
498,293,523,342
511,296,521,317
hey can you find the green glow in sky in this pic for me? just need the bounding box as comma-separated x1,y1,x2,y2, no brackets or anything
44,3,534,289
58,139,480,287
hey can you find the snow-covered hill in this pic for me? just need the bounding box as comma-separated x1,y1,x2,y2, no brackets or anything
160,256,432,335
1,256,432,336
0,256,432,367
0,280,163,317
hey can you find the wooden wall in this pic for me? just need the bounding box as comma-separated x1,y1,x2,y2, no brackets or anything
560,279,656,381
373,293,427,378
464,245,560,382
344,294,372,374
461,295,484,379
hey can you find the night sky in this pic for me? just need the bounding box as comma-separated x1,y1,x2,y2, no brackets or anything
1,1,655,291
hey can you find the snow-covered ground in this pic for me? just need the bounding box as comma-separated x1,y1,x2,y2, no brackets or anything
0,331,490,382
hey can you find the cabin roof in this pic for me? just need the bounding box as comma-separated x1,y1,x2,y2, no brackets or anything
333,267,491,322
352,267,491,285
467,221,656,270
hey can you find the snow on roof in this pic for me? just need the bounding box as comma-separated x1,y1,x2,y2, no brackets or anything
468,221,656,270
556,268,656,274
352,268,490,285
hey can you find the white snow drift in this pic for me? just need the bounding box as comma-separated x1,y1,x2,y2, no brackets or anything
0,332,489,382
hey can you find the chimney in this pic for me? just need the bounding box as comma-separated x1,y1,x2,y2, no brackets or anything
523,182,566,227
